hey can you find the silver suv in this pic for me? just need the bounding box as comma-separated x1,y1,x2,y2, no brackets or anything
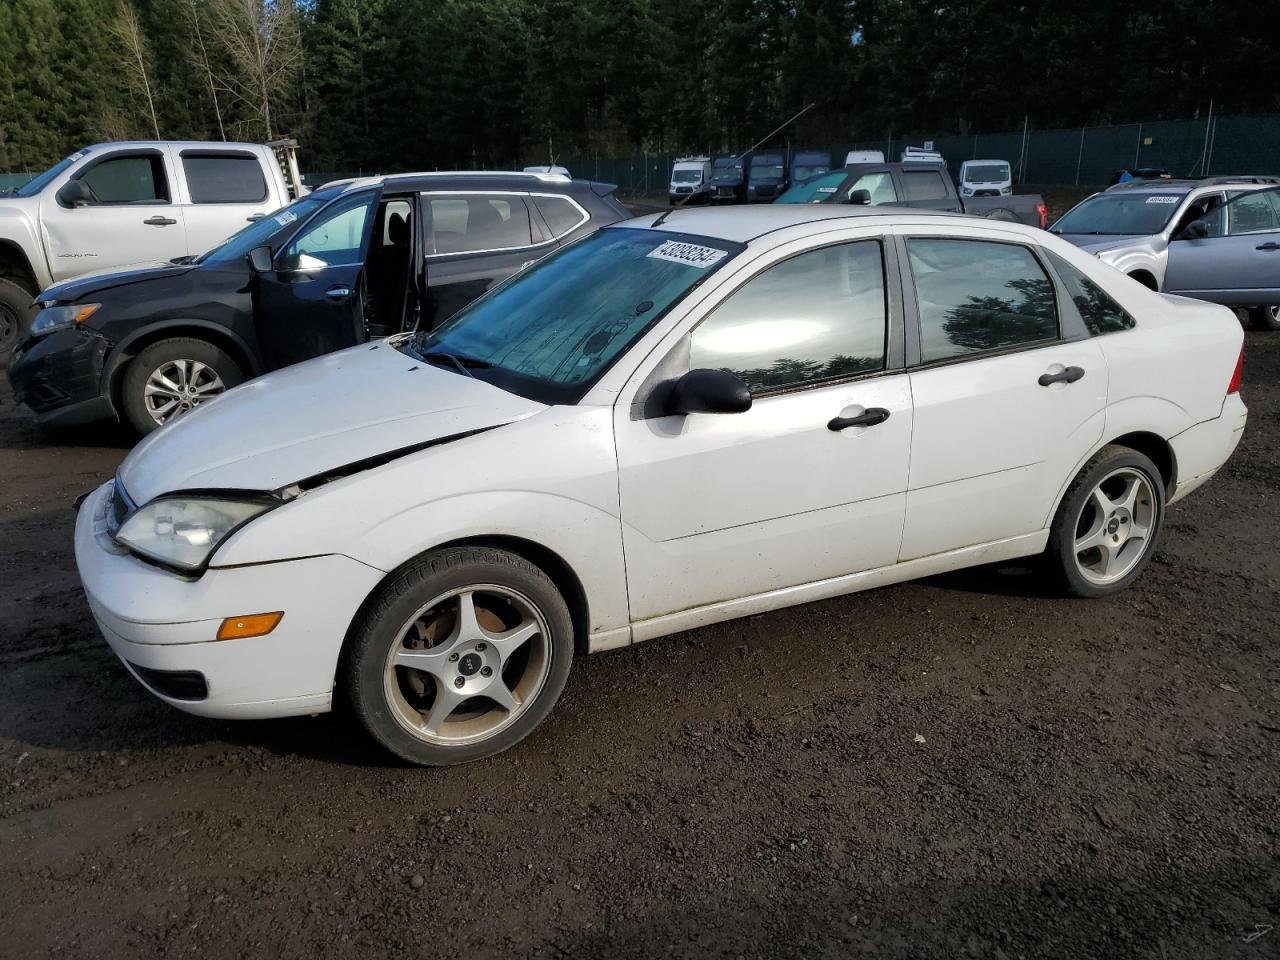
1051,176,1280,330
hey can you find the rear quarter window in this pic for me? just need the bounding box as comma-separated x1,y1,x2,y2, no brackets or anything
1044,249,1136,335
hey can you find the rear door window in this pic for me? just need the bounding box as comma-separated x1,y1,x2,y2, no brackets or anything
182,154,268,203
427,194,533,254
902,170,950,201
906,238,1058,362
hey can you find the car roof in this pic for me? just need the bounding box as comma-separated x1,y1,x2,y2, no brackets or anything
1105,176,1280,193
83,140,267,152
325,170,581,193
618,204,962,243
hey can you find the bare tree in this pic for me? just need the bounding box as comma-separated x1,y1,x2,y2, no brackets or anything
185,0,226,140
111,0,160,139
207,0,304,141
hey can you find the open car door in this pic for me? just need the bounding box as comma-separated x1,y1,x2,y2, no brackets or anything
1165,187,1280,306
252,189,378,369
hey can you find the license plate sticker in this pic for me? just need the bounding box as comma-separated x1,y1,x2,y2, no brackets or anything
646,240,727,269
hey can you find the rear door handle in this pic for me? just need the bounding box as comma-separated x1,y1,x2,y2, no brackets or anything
1039,365,1085,386
1256,242,1280,251
828,407,890,431
247,213,267,222
143,216,177,226
325,285,352,301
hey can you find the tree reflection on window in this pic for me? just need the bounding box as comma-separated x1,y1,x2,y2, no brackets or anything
908,239,1059,362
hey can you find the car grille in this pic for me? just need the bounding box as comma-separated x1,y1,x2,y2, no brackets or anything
675,186,693,194
716,186,735,198
127,662,209,701
973,189,1001,197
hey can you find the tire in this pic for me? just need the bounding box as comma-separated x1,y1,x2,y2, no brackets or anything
1248,306,1280,331
1046,444,1165,598
0,277,37,368
343,546,575,766
120,337,243,435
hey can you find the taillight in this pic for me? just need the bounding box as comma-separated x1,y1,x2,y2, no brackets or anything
1037,203,1048,230
1227,346,1243,394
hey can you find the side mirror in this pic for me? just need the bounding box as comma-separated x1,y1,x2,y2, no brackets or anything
247,246,274,273
666,368,752,416
56,180,93,208
1178,219,1210,240
848,189,871,206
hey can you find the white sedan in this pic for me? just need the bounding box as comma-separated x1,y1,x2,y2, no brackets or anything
75,206,1247,765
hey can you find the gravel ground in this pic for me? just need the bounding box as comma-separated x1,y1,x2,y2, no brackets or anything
0,331,1277,960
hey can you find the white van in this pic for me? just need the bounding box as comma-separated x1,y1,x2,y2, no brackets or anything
668,156,712,205
901,146,946,164
844,149,885,165
958,159,1013,197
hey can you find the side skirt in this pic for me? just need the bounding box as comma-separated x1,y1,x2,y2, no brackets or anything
620,530,1050,648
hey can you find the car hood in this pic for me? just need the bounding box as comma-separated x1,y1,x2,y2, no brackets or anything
118,339,547,504
41,260,197,302
1053,234,1147,255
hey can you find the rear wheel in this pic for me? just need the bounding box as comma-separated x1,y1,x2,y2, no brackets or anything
0,277,37,367
344,547,574,766
120,337,243,434
1046,445,1165,598
1248,305,1280,331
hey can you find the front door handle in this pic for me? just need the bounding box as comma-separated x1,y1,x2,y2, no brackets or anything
1256,242,1280,251
1039,365,1085,386
143,216,177,226
325,285,352,301
828,407,890,431
247,213,267,222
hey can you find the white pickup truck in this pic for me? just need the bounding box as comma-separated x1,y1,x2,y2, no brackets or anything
0,140,303,359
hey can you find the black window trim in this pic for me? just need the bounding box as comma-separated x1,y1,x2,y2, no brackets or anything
178,149,270,205
1040,247,1137,338
655,235,906,408
70,147,171,206
896,233,1072,370
420,189,563,259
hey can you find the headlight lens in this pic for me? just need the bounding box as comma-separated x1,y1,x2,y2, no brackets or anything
30,303,100,338
116,496,275,571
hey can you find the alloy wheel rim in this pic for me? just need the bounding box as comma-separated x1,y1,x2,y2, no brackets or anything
143,359,226,424
0,302,18,354
383,584,551,747
1073,467,1158,585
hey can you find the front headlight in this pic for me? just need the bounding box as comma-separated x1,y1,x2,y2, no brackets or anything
961,187,974,196
116,496,276,571
30,302,100,338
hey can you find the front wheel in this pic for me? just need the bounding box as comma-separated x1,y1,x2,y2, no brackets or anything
1248,306,1280,331
343,547,574,766
120,337,243,434
0,277,37,367
1046,445,1165,598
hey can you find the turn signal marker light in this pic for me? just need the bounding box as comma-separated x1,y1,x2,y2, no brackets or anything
217,611,284,641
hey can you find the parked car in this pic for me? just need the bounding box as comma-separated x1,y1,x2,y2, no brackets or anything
790,150,831,184
0,140,305,362
845,149,885,165
747,152,788,202
668,156,712,205
1051,176,1280,329
8,171,627,433
1107,167,1172,187
710,154,748,204
959,159,1013,197
75,204,1246,765
776,161,1048,228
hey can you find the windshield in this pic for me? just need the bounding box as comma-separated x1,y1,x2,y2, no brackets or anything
712,160,741,182
750,164,785,181
1051,192,1187,236
792,164,829,181
13,153,85,197
409,228,742,404
964,164,1010,183
776,170,848,204
196,196,328,264
672,169,702,182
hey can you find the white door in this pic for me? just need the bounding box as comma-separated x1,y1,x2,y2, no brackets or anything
41,148,187,282
176,149,282,257
897,231,1108,559
615,237,913,623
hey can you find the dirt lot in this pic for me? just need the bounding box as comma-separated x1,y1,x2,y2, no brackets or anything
1,331,1277,960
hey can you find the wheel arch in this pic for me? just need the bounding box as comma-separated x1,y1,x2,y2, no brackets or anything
344,535,593,660
1127,269,1159,291
103,320,262,405
0,239,38,293
1046,429,1178,531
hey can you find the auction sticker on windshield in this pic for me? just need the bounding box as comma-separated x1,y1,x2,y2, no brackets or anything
1145,196,1180,204
646,240,728,269
275,210,299,225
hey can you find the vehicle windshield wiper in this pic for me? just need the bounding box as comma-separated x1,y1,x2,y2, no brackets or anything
422,350,493,378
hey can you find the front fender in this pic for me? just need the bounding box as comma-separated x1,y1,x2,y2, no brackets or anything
103,318,264,391
0,202,50,289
